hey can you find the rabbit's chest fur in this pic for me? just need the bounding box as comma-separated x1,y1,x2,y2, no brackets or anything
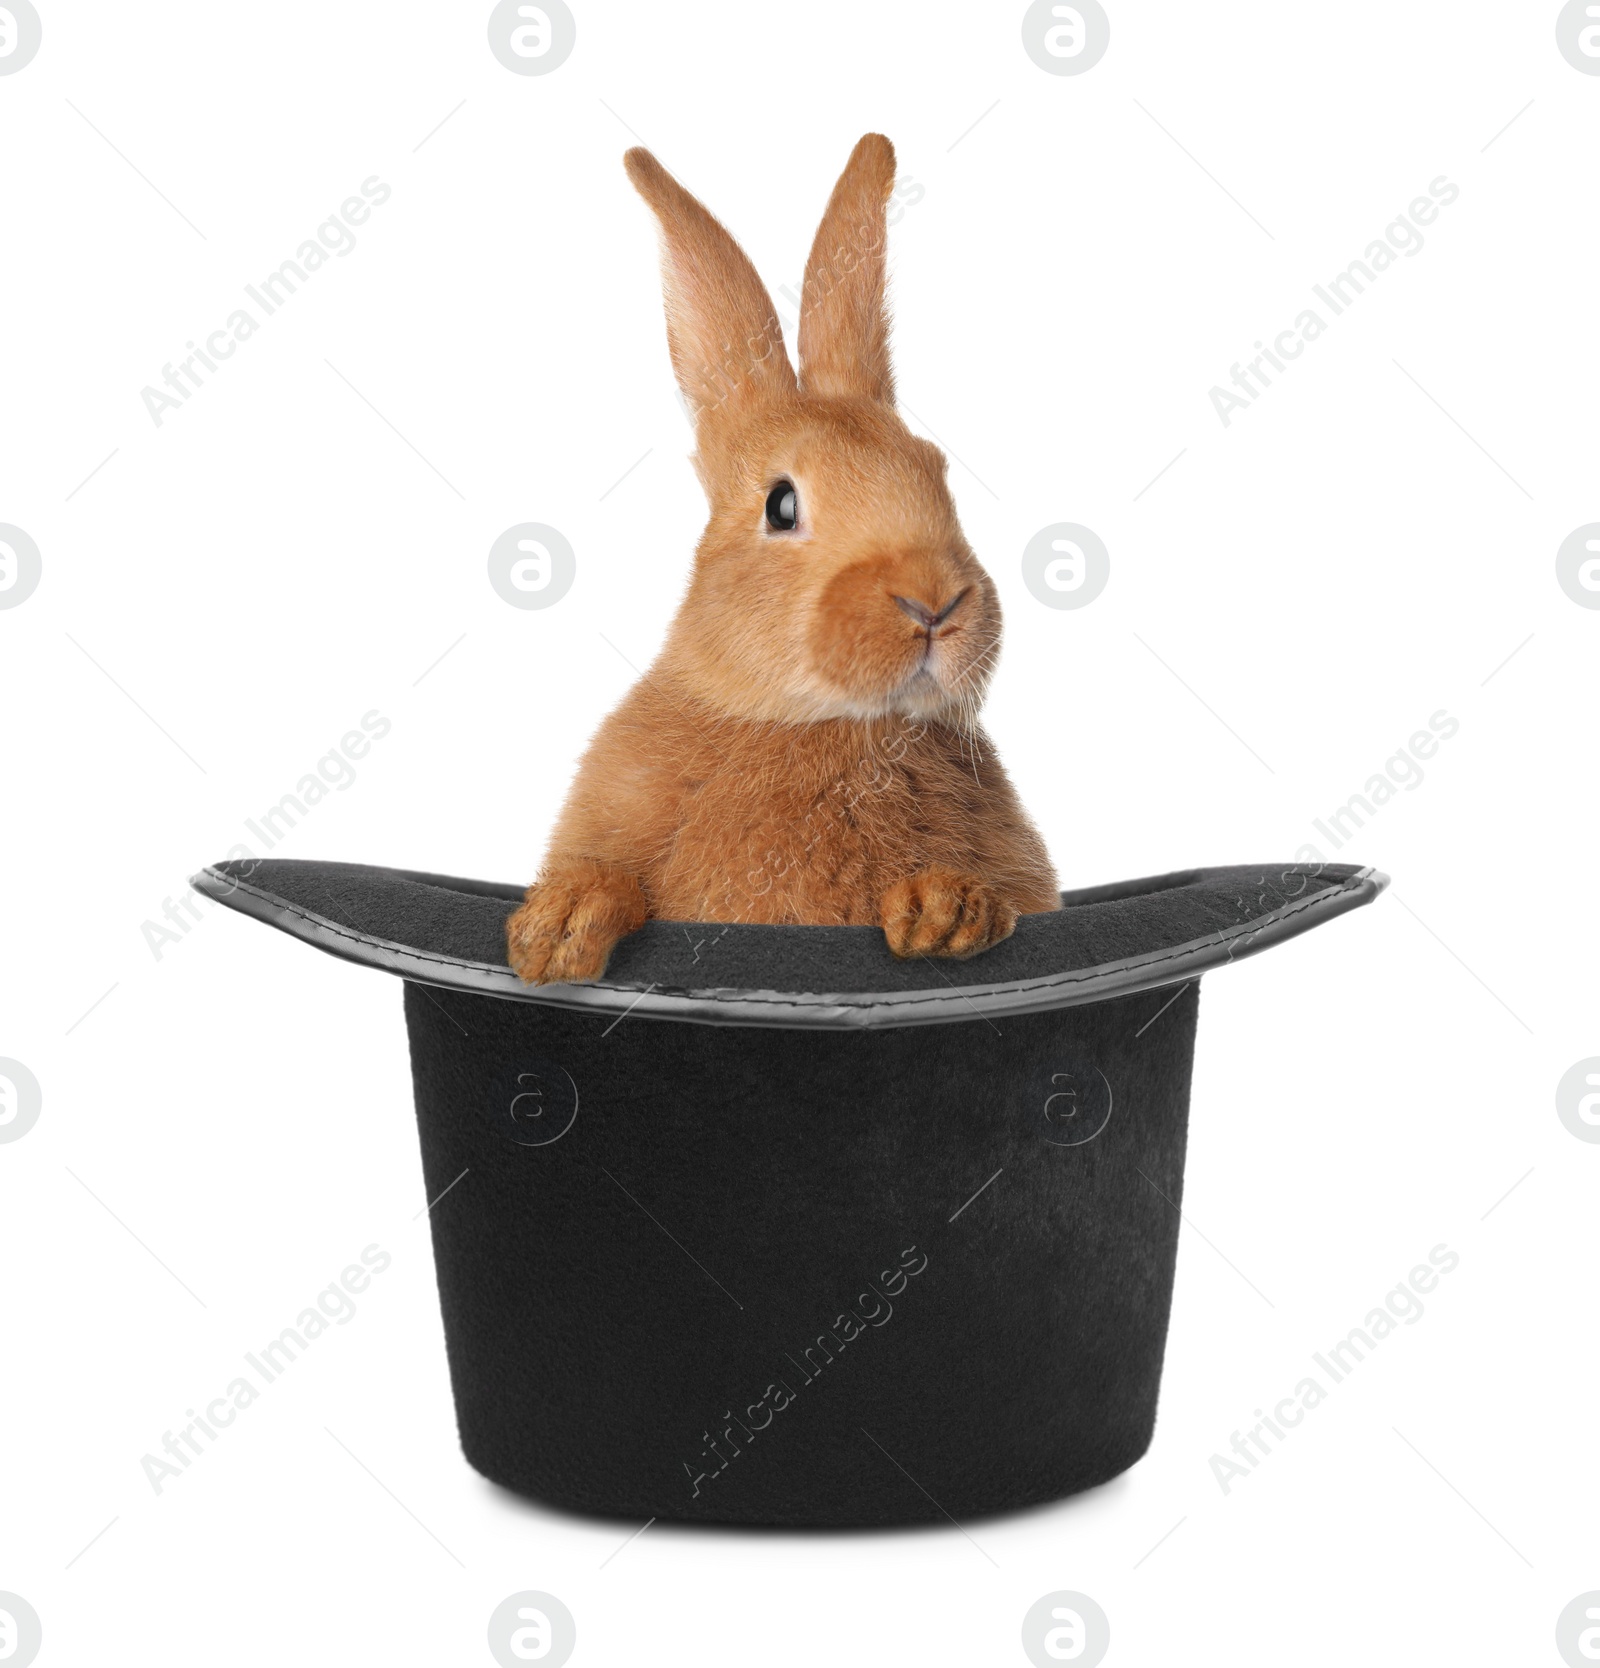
649,717,1032,924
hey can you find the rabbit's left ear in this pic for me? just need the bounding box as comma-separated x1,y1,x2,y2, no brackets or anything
798,134,897,405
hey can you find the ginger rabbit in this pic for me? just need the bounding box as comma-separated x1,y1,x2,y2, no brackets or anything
507,135,1059,985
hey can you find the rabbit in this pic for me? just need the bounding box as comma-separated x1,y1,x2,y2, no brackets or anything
506,134,1060,986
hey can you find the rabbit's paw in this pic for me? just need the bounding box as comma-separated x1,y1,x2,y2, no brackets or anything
505,863,648,985
880,867,1018,960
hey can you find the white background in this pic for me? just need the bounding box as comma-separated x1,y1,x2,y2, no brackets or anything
2,2,1596,1664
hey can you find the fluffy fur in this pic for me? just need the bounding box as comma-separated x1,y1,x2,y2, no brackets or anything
508,135,1059,985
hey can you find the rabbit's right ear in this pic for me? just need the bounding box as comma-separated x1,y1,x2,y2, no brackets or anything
624,149,797,429
798,134,897,405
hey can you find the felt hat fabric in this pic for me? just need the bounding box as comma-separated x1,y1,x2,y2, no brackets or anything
197,857,1384,1525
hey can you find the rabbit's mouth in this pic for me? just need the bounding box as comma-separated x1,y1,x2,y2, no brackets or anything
803,640,991,722
886,636,989,715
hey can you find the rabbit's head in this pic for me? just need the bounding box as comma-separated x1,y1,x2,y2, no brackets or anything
625,136,1000,728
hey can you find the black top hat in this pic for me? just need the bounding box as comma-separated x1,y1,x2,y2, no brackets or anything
197,856,1384,1526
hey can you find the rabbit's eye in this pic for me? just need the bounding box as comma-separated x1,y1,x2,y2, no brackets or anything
765,480,799,532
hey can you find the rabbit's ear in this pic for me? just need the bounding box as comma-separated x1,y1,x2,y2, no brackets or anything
798,134,897,405
624,148,797,426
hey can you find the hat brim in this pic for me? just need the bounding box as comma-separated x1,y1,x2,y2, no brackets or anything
191,858,1387,1030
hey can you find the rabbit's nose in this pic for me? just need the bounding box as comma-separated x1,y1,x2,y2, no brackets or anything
893,588,969,631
